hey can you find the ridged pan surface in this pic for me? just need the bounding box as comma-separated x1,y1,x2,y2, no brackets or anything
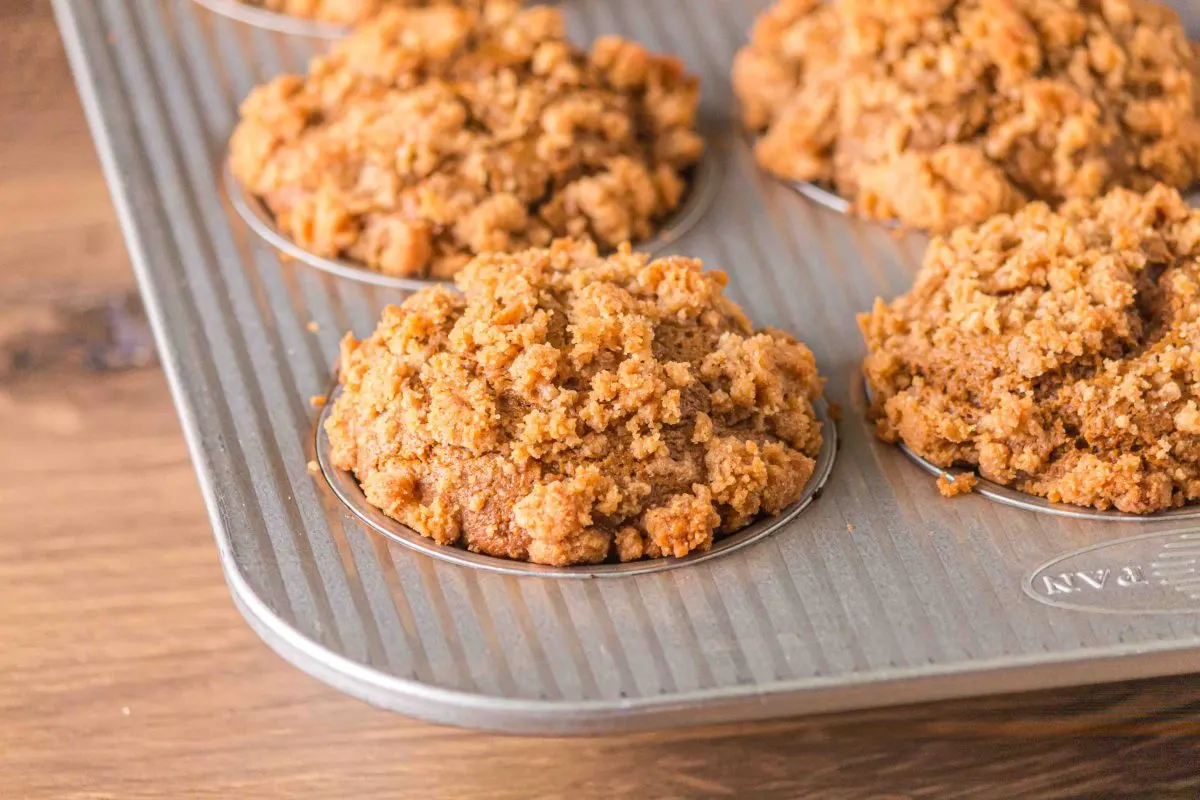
54,0,1200,734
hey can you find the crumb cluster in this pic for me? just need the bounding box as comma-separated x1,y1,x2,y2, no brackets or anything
734,0,1200,232
936,472,977,498
326,240,825,565
861,185,1200,513
230,2,704,279
236,0,486,25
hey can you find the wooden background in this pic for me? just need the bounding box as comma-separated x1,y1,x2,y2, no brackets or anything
3,1,1200,797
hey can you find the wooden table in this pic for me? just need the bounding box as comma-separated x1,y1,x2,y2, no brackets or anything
3,2,1200,797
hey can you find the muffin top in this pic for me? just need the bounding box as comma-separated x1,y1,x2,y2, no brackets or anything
861,185,1200,513
238,0,483,25
325,240,825,566
230,2,704,279
734,0,1200,232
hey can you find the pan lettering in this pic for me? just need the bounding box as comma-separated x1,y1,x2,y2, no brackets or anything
1117,566,1148,587
1041,573,1077,595
1040,567,1146,596
1074,569,1109,590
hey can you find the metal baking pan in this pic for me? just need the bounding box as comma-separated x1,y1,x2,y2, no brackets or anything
55,0,1200,735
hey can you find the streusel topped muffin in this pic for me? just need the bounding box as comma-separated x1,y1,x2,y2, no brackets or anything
735,0,1200,231
862,185,1200,513
230,2,704,278
326,240,826,565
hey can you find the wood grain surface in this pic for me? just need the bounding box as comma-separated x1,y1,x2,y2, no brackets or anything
3,1,1200,797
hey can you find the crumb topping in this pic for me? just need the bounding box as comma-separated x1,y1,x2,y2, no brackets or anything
230,3,704,279
326,240,825,565
861,185,1200,513
734,0,1200,232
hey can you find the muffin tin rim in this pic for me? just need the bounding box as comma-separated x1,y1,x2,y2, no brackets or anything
224,149,722,292
736,122,899,228
192,0,570,38
314,387,839,578
768,169,1200,230
787,179,1200,228
192,0,351,39
741,126,1200,227
897,441,1200,521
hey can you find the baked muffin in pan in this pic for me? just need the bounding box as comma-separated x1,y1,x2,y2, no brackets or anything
861,184,1200,514
229,1,706,280
734,0,1200,232
325,240,828,566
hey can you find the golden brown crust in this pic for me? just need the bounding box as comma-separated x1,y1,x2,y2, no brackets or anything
861,185,1200,513
325,240,826,565
735,0,1200,232
229,4,703,279
733,0,844,185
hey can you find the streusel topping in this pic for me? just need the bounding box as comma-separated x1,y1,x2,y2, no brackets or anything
862,185,1200,513
230,2,704,278
326,240,825,565
735,0,1200,231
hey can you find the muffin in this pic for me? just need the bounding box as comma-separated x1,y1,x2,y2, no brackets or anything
734,0,1200,232
860,185,1200,513
229,2,704,279
234,0,493,26
325,240,826,566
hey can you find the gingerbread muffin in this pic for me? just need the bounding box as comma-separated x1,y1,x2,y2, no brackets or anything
734,0,1200,232
861,185,1200,513
229,2,704,279
325,240,826,566
234,0,491,25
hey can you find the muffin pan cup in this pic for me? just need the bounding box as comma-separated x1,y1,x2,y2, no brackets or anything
741,126,896,227
786,180,1200,228
896,441,1200,523
191,0,568,39
59,0,1200,736
863,382,1200,522
223,162,451,293
192,0,350,39
788,180,854,217
316,386,839,578
742,134,1200,227
224,149,720,292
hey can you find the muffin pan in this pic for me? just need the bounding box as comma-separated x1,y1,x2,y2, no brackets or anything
57,0,1200,735
224,150,722,291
